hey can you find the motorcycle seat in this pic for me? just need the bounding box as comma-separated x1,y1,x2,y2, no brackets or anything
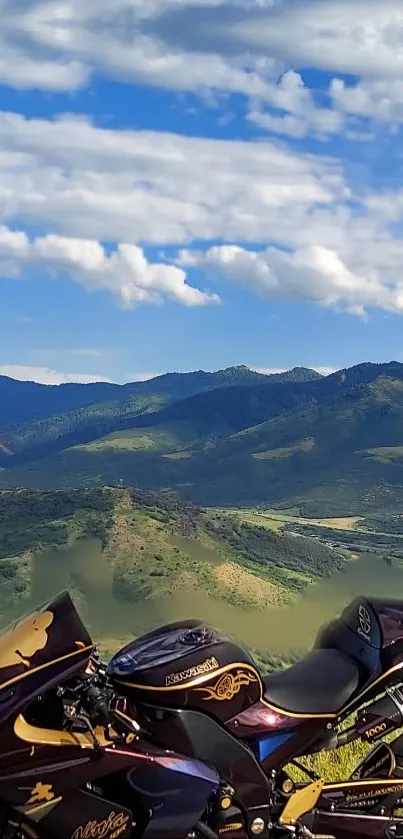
262,649,361,715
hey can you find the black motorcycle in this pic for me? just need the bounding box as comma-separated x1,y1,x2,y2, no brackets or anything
106,595,403,839
0,591,224,839
5,591,403,839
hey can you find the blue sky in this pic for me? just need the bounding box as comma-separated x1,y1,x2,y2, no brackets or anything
1,0,403,384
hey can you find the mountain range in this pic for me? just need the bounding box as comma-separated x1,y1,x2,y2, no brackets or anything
1,362,403,515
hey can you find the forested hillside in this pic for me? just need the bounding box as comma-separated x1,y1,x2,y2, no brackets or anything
2,363,403,515
0,365,318,466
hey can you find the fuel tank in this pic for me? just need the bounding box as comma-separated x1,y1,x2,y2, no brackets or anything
107,619,263,722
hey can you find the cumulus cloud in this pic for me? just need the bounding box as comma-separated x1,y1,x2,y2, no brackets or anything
248,71,343,138
2,111,403,317
180,243,403,316
1,0,403,138
0,0,279,99
0,225,218,308
231,0,403,79
331,78,403,124
12,0,403,86
0,365,112,385
0,111,345,246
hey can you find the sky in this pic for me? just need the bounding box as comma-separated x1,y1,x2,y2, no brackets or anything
2,1,403,384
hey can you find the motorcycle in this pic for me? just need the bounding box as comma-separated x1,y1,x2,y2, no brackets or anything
104,595,403,839
5,593,403,839
0,591,224,839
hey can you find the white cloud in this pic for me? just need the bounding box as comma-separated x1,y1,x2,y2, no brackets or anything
365,190,403,221
0,111,345,248
331,78,403,123
4,0,403,94
234,1,403,79
248,71,343,139
0,0,279,98
0,365,112,385
1,0,403,142
2,112,403,317
0,225,218,308
30,347,111,359
67,348,110,358
183,243,403,316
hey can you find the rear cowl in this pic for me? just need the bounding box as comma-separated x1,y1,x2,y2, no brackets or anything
107,619,262,723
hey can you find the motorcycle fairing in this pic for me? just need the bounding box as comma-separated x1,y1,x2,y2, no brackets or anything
19,758,219,839
140,703,271,806
0,713,220,839
0,591,93,724
127,759,221,839
18,790,133,839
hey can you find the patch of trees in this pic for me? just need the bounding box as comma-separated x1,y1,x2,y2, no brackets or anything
359,515,403,535
0,488,115,558
206,516,346,580
112,568,152,603
130,489,201,536
0,488,115,526
286,522,403,550
0,522,68,560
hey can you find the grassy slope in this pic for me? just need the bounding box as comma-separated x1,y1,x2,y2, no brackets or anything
0,367,313,467
3,376,403,516
0,486,346,646
0,361,400,470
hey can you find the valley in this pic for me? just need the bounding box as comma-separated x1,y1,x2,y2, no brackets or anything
1,486,402,672
2,362,403,677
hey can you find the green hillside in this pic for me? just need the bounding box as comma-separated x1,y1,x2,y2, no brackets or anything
3,375,403,515
0,366,319,468
0,487,345,658
0,365,278,429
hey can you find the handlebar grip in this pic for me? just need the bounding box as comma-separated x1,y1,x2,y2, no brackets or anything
85,686,111,725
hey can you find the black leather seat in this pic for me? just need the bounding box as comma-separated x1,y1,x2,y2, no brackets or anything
263,649,361,715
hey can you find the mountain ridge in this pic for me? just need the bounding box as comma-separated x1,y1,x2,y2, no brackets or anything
0,364,320,431
0,366,321,467
1,362,403,516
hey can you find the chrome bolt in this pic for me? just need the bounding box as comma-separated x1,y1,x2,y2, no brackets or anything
250,817,266,835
